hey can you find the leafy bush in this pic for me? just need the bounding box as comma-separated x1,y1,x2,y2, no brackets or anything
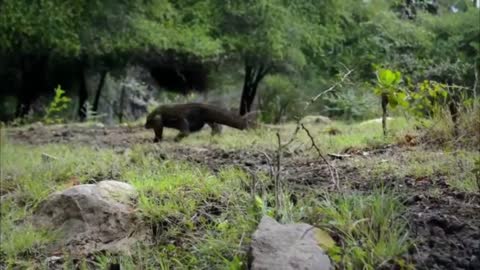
258,75,303,123
372,67,452,134
322,85,378,121
373,67,405,135
43,85,72,125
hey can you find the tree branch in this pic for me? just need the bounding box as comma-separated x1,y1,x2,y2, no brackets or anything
301,124,339,190
282,67,354,147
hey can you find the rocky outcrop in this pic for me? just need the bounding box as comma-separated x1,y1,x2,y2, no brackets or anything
32,180,147,256
85,66,159,124
249,216,333,270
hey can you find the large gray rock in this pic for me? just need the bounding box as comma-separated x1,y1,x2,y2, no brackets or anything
85,66,159,124
33,180,147,255
249,216,332,270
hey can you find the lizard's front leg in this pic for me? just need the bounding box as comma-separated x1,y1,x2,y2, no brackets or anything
174,118,190,142
153,125,163,143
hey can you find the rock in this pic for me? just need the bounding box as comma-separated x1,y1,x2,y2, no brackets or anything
85,66,159,124
249,216,333,270
32,180,147,256
301,115,332,125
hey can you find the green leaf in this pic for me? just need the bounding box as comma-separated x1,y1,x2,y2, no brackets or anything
378,69,402,86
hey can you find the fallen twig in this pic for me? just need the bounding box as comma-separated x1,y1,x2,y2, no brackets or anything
327,153,352,160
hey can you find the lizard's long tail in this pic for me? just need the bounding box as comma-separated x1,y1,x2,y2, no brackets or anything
202,106,263,130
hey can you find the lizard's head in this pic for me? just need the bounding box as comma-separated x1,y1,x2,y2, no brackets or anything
145,113,162,129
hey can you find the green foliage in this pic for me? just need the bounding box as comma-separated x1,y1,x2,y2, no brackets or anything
323,86,378,121
0,223,55,264
258,75,302,123
0,0,81,56
1,0,478,123
407,80,449,117
43,85,72,125
312,190,412,270
374,67,407,109
374,67,450,119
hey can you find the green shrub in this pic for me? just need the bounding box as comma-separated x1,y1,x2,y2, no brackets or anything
43,85,72,125
322,85,378,121
258,75,303,123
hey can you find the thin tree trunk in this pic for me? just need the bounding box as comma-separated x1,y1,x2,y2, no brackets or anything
381,93,388,136
449,98,459,136
78,64,88,120
118,86,126,123
92,70,107,112
473,61,478,111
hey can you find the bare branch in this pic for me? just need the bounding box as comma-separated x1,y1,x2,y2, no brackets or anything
301,124,339,190
474,60,478,111
275,132,282,217
309,68,354,105
282,67,354,148
245,167,258,201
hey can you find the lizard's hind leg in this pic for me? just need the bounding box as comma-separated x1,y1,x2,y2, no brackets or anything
208,122,222,136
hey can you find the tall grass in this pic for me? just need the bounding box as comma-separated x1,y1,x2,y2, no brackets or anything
307,190,412,270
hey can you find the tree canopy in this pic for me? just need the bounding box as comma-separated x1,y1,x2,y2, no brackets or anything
0,0,478,118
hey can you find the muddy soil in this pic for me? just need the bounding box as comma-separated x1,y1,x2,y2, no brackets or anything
4,124,480,270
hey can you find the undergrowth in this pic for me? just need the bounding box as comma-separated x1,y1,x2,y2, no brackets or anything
0,118,451,269
0,136,260,269
306,190,413,270
354,150,479,193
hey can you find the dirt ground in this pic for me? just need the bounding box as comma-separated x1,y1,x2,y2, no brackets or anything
4,124,480,270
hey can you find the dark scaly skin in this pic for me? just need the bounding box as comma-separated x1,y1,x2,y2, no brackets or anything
145,103,249,142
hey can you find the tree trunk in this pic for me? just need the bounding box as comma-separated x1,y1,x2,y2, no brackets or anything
381,93,388,136
15,55,47,118
93,70,108,112
239,61,270,116
118,86,126,123
78,64,88,120
449,96,459,137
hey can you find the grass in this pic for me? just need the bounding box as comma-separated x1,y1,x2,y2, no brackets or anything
352,149,480,193
146,116,412,154
0,135,259,269
2,114,471,269
306,190,413,270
